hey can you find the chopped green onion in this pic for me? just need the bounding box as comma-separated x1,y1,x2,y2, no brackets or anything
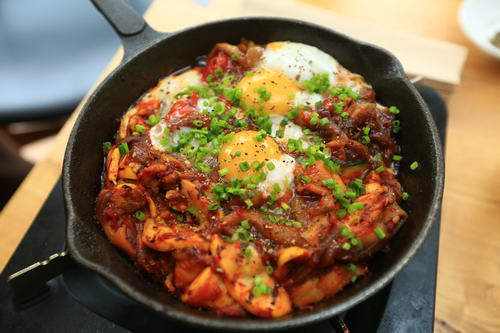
134,210,145,221
361,135,371,144
239,162,250,171
246,71,254,77
103,141,112,153
244,199,253,208
351,276,358,283
375,165,385,173
402,192,410,200
302,73,330,93
300,174,312,183
241,220,250,230
341,112,349,118
374,227,386,239
346,263,357,271
266,265,274,275
207,202,221,210
342,242,352,250
292,221,302,228
218,168,229,177
118,142,129,156
362,127,371,135
135,124,146,134
187,206,198,215
243,246,253,258
337,209,347,219
230,54,239,61
389,106,400,115
234,151,241,157
286,108,299,119
340,226,355,238
410,161,419,170
192,119,203,127
281,203,290,211
320,117,330,126
146,114,160,126
215,68,223,77
254,86,271,102
393,154,403,161
348,202,364,214
267,162,276,171
272,184,281,193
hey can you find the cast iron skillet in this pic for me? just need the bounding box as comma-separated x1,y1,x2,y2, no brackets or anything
62,0,444,330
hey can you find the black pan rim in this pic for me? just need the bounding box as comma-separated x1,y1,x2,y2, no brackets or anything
63,16,444,331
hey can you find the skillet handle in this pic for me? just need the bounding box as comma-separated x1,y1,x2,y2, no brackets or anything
90,0,165,61
8,251,76,310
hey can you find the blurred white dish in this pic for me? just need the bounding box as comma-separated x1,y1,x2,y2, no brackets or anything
459,0,500,59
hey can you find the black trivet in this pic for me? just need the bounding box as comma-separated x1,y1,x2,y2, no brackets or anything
0,85,446,332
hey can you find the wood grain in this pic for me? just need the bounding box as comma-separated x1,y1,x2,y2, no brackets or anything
302,1,500,332
1,0,499,332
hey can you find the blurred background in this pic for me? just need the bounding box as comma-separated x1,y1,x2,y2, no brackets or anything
0,0,151,209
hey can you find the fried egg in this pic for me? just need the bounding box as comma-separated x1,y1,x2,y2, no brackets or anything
236,69,300,116
218,130,295,195
144,69,203,117
259,42,340,85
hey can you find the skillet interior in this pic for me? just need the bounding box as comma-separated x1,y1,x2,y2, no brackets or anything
63,17,444,331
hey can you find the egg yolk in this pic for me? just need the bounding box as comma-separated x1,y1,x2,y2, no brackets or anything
236,69,300,116
218,130,282,180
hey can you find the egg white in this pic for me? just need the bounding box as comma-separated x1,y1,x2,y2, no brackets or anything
259,42,340,86
258,154,296,196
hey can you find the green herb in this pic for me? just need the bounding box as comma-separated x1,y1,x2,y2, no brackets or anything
286,108,299,119
389,106,400,115
340,111,349,118
337,209,347,218
103,141,112,153
187,206,198,215
118,142,129,156
300,174,312,183
246,71,254,77
244,199,254,208
230,54,239,61
362,127,371,135
146,114,161,126
320,117,330,126
302,73,330,93
393,154,403,161
402,192,410,200
346,263,357,272
215,68,223,77
342,242,352,250
266,265,274,275
207,202,221,210
361,135,371,144
348,202,364,214
239,162,250,171
241,220,250,230
134,124,146,134
328,86,360,100
410,161,419,170
134,210,145,221
340,226,355,239
254,86,272,102
218,168,229,177
375,165,385,173
192,120,203,127
243,246,253,258
374,227,386,239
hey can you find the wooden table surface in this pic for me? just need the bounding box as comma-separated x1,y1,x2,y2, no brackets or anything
1,1,499,332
